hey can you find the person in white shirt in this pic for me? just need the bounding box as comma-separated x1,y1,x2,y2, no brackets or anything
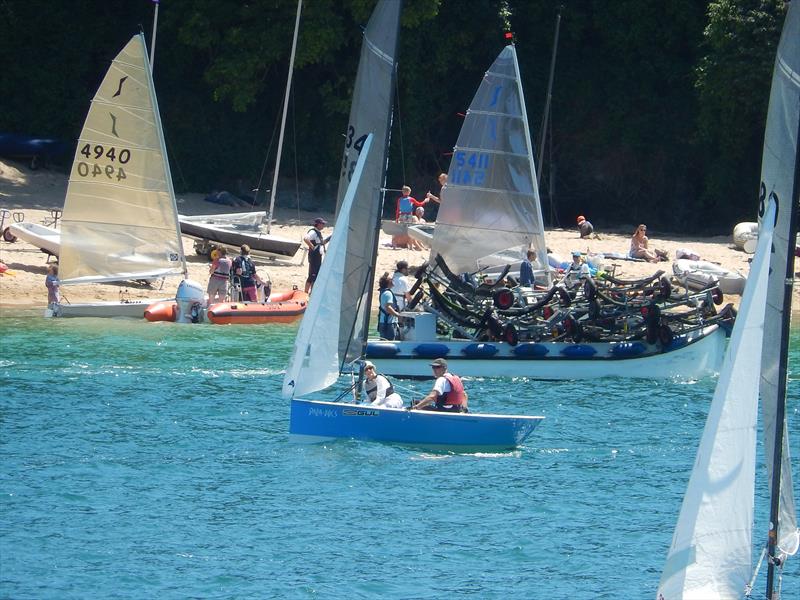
362,361,403,408
562,251,591,289
391,260,411,311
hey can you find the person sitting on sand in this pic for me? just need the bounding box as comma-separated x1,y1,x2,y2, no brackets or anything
630,224,667,263
577,215,594,239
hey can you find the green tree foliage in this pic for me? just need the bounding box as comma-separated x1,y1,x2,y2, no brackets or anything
0,0,788,232
695,0,785,224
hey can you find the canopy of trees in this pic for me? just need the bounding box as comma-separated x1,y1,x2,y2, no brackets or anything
0,0,787,234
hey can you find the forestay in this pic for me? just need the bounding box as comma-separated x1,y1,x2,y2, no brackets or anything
656,201,775,599
59,34,185,284
757,0,800,561
333,0,402,365
430,45,550,282
283,136,373,399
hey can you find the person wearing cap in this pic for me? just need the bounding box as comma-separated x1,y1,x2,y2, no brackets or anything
412,358,468,413
391,261,411,311
304,218,331,293
562,250,591,289
577,215,594,239
232,244,265,302
519,249,537,287
361,361,403,408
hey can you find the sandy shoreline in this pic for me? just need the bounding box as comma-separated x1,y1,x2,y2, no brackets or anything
0,159,787,315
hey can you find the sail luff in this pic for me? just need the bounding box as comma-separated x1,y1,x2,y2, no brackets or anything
656,200,776,599
333,0,402,366
282,136,373,399
758,2,800,585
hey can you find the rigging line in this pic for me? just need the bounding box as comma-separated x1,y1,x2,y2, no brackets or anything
292,88,300,220
253,99,283,210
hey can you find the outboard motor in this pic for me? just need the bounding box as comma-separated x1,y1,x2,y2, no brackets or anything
175,279,206,324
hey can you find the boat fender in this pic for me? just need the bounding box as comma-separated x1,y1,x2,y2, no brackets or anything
560,344,597,358
503,323,519,346
412,343,450,358
2,227,17,243
610,342,647,357
512,343,549,358
461,343,498,357
658,324,674,346
493,287,514,310
366,342,401,358
712,288,724,306
663,335,689,352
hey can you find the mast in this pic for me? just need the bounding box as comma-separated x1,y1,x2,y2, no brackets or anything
357,0,403,360
149,0,160,73
266,0,302,234
766,96,800,600
537,5,561,192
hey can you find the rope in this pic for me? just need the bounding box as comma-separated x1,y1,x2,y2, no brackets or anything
394,63,406,183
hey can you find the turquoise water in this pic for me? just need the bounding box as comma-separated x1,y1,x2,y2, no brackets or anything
1,309,798,599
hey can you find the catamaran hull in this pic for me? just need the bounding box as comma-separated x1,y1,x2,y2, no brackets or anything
179,218,300,259
367,325,726,380
289,399,543,451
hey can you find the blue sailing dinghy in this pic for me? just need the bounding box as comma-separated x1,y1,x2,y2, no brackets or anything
282,1,543,452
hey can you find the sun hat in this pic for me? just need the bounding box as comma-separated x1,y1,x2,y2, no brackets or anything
314,217,327,225
572,250,582,257
429,358,448,369
577,215,586,223
363,361,375,370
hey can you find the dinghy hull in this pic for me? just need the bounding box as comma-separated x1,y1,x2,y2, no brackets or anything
289,398,543,452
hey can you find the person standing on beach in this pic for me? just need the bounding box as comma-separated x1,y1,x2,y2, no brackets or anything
207,246,232,302
519,250,537,287
425,173,447,205
395,186,428,222
304,217,330,294
232,244,263,302
45,264,60,307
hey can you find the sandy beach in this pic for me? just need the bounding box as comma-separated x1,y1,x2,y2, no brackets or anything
0,158,776,313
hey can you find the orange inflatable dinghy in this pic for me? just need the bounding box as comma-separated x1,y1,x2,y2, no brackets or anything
207,289,309,324
144,300,178,322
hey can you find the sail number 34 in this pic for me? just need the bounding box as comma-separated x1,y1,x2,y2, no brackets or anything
76,144,131,182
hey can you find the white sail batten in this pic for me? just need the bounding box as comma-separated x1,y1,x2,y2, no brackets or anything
656,201,776,600
431,45,549,279
758,0,800,561
59,34,185,285
283,136,373,399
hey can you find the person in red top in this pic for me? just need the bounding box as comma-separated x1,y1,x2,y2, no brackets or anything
395,185,428,222
412,358,469,413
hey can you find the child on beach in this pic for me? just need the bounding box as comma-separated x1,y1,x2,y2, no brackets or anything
45,264,60,307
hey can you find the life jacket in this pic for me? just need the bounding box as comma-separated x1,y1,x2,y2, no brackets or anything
236,255,255,279
364,375,394,402
307,228,324,254
213,257,232,278
437,373,466,407
378,289,398,324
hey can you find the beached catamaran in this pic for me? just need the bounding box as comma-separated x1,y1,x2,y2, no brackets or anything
49,33,186,318
656,3,799,597
282,0,543,451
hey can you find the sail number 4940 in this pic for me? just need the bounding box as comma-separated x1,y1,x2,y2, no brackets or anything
77,144,131,181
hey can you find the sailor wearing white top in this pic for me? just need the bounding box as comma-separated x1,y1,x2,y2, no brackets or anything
391,260,410,311
362,361,403,408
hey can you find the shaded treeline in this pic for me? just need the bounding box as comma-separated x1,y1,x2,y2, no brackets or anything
0,0,786,233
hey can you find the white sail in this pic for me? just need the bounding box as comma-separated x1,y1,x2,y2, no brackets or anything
430,45,550,281
283,135,373,399
657,201,776,599
758,0,800,561
59,34,185,284
334,0,402,365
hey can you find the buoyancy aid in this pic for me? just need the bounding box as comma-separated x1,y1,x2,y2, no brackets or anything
437,373,466,407
364,375,394,402
212,257,232,279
